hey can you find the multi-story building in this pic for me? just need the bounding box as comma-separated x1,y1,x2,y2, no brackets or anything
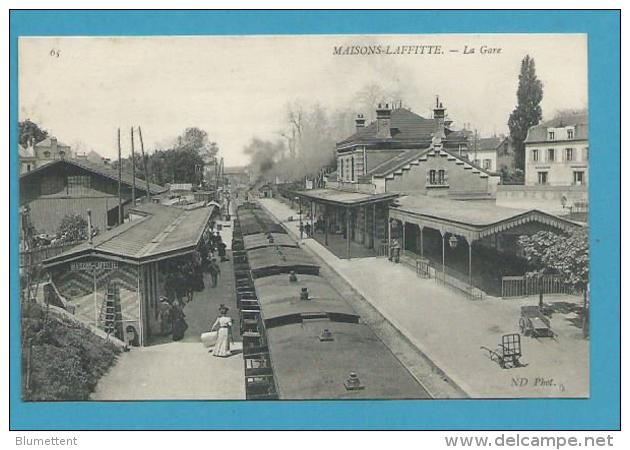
524,113,588,186
469,135,515,174
19,136,73,174
335,101,471,185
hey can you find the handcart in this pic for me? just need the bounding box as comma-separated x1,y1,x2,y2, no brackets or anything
519,305,556,338
481,333,524,369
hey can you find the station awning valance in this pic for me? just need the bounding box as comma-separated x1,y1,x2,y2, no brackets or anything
390,195,582,242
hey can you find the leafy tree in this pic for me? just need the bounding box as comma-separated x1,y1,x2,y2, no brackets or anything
519,228,589,336
508,55,544,171
55,214,98,243
176,127,219,164
19,119,48,148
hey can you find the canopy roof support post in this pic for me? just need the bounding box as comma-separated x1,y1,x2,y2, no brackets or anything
468,238,473,293
324,206,329,246
402,220,406,256
310,201,314,238
346,207,351,259
363,205,368,246
441,231,446,280
388,216,392,259
419,225,424,258
372,203,376,249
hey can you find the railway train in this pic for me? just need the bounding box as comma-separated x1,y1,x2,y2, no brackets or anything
232,202,429,400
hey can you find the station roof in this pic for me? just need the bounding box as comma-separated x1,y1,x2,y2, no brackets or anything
336,107,468,150
390,195,581,242
368,145,493,179
43,203,215,267
265,321,428,399
294,188,398,207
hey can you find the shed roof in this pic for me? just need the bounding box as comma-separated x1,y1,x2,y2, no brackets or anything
43,203,215,266
20,158,167,195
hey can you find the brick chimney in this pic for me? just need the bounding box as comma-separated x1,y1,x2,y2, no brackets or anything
375,103,392,139
432,97,446,146
355,114,366,132
50,137,58,157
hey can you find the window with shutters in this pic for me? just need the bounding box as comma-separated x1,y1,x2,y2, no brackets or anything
565,148,574,162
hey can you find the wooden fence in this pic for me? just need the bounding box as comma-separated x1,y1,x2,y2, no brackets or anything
20,240,84,269
501,275,577,298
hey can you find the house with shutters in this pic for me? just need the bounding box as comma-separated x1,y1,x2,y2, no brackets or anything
524,112,588,187
468,135,516,174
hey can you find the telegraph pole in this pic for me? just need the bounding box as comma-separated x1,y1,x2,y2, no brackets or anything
138,126,151,203
117,128,122,225
131,127,136,206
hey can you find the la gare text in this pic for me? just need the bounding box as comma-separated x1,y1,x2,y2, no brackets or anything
333,45,503,56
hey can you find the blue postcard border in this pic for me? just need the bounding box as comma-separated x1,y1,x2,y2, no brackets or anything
9,10,620,430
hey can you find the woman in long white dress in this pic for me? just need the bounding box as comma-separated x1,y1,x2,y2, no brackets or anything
211,306,233,357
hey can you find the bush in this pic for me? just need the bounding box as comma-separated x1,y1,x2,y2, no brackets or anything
22,303,120,401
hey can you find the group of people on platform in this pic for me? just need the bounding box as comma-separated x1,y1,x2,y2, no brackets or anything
157,296,188,341
154,224,235,357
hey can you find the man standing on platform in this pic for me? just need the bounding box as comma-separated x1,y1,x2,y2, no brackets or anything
208,258,221,288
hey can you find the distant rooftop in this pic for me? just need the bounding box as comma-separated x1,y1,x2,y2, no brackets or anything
34,137,71,148
525,112,588,143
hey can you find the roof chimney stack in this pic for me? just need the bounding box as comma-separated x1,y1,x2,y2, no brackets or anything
432,96,447,146
355,114,366,132
375,103,392,139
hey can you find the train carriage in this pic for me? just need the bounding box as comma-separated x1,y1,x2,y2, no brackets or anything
233,201,430,400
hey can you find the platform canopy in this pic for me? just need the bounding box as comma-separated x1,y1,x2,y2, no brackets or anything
390,195,582,243
294,188,398,207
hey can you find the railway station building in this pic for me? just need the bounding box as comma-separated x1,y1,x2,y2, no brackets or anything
291,99,583,297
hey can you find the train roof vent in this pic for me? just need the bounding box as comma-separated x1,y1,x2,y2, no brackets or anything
344,372,365,391
300,287,309,301
318,329,334,342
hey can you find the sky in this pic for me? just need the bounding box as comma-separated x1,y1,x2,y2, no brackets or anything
19,34,587,166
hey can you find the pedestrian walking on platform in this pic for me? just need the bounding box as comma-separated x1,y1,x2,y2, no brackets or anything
208,258,221,288
211,305,233,357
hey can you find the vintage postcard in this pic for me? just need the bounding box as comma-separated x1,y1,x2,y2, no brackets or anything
17,32,591,405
